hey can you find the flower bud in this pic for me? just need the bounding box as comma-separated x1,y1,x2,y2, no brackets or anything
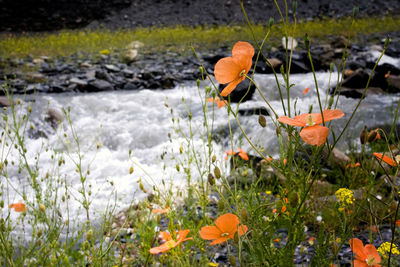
241,208,248,222
208,173,215,185
330,62,335,72
353,5,359,19
269,17,274,28
214,166,221,179
292,1,297,13
212,155,216,163
258,115,267,128
86,229,93,241
304,34,310,50
197,79,200,88
384,36,390,48
229,255,237,266
179,146,183,154
39,203,46,212
129,166,134,174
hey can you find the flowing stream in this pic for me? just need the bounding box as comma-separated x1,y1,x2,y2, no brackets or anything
2,60,400,239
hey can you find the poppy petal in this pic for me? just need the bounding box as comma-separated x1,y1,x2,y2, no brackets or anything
315,109,344,124
232,41,255,60
215,213,240,234
373,152,397,166
353,259,367,267
364,244,381,264
199,226,221,240
210,236,230,245
177,229,191,243
160,231,172,241
214,57,242,84
238,224,248,236
278,116,306,127
220,78,243,97
299,125,329,146
349,238,367,260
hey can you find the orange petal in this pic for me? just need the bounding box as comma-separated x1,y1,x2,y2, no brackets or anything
238,225,248,236
353,259,367,267
149,241,174,254
299,125,329,146
349,238,367,260
9,202,26,212
232,41,255,60
237,148,249,161
215,213,240,235
177,229,191,243
217,99,227,109
277,116,306,127
160,231,172,241
373,152,397,166
302,87,310,94
214,57,242,84
225,150,236,156
199,226,221,240
315,109,344,124
220,77,243,97
364,244,381,264
210,236,230,245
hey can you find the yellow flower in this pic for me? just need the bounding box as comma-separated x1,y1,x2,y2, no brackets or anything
335,188,355,207
377,242,400,259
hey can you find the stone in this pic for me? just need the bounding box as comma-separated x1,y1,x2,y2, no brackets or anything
104,64,120,72
219,79,255,103
46,108,63,129
0,96,11,107
122,69,135,78
25,72,47,83
69,77,88,87
387,75,400,93
341,68,369,89
88,79,113,91
238,107,270,116
123,49,138,63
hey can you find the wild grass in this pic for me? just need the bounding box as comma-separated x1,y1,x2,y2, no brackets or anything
1,2,400,266
0,16,399,59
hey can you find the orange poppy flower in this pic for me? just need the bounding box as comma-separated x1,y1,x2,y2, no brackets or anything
277,109,344,146
346,162,361,169
207,97,227,109
224,148,249,161
349,238,381,267
152,205,170,214
149,229,192,254
373,152,398,167
385,71,391,78
214,41,254,97
302,87,310,94
199,213,248,245
9,202,26,212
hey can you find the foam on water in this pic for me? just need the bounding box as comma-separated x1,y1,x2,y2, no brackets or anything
2,71,399,238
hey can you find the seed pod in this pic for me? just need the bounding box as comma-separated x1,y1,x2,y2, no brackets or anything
208,173,215,185
86,229,93,241
258,115,267,127
214,166,221,179
179,146,183,154
367,130,378,143
218,199,225,211
129,166,134,174
176,164,180,172
39,203,46,212
241,208,248,222
212,155,216,163
139,182,146,193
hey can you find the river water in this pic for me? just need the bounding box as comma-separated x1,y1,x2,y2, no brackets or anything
2,56,400,239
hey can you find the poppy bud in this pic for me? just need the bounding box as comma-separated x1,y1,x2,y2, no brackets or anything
214,166,221,179
212,91,216,98
208,173,215,185
176,164,180,172
241,208,248,222
258,114,267,127
367,130,378,143
353,5,359,19
269,17,274,28
212,155,216,163
197,79,200,88
129,166,134,174
86,229,93,241
328,96,334,109
139,182,147,193
304,34,310,50
218,199,225,211
384,36,390,48
39,203,46,212
360,126,368,144
292,1,297,13
199,66,204,75
179,146,183,154
28,106,32,113
229,255,237,266
0,200,3,208
330,62,335,72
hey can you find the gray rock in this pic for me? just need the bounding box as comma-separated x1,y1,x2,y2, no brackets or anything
88,79,113,91
104,64,120,72
69,77,88,87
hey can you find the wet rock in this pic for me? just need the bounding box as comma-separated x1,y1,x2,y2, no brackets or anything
341,68,369,89
160,75,175,89
219,79,255,103
387,75,400,93
25,72,47,83
121,69,134,78
46,108,63,129
0,96,11,107
330,36,350,49
238,107,269,116
338,86,384,99
323,147,350,168
88,79,113,91
70,77,88,87
95,70,112,81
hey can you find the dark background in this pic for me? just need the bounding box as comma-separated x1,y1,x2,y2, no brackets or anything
0,0,398,31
